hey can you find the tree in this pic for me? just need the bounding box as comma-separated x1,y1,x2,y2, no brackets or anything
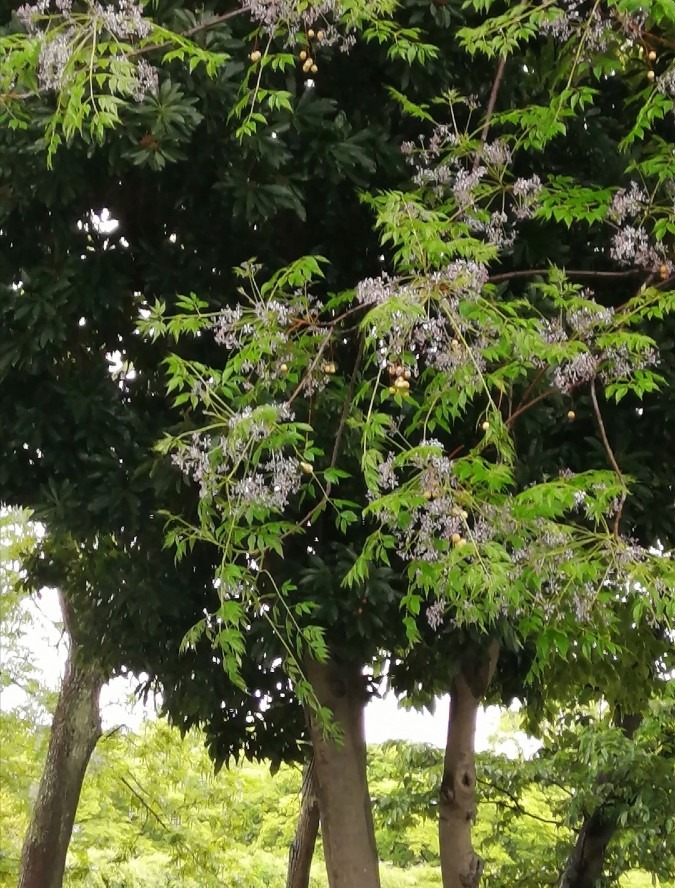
2,1,674,886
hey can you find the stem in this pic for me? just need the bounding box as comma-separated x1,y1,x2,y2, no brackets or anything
473,55,507,171
589,379,626,537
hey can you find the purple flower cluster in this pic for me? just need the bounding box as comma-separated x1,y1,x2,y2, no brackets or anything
610,225,668,271
18,0,157,99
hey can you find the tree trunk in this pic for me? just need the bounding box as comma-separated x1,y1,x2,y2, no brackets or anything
559,713,642,888
18,594,104,888
286,757,320,888
439,641,499,888
305,657,381,888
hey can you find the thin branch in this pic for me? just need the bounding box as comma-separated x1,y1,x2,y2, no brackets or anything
286,334,332,407
326,336,364,493
478,777,564,827
118,774,171,831
589,377,626,537
489,267,644,284
130,9,245,58
473,54,507,171
506,389,555,427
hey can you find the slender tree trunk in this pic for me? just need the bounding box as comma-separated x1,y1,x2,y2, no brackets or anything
305,657,381,888
559,713,642,888
286,757,320,888
18,594,104,888
439,641,499,888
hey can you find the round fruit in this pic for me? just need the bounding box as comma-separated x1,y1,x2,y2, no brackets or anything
323,361,336,374
647,70,656,81
567,410,576,421
311,64,318,73
317,29,325,40
648,50,657,61
279,363,289,374
451,532,462,544
299,50,307,60
308,28,315,38
393,377,410,391
388,386,397,394
481,421,490,431
300,461,314,475
250,50,262,62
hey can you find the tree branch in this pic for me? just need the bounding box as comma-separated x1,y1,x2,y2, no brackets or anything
473,54,507,171
589,377,626,537
489,268,644,284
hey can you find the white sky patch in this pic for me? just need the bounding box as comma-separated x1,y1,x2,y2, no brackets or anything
2,588,539,755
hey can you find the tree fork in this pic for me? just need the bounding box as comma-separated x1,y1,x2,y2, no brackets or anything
306,658,381,888
559,712,642,888
439,641,500,888
286,756,320,888
18,594,104,888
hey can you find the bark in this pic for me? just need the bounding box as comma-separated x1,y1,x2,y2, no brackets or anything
559,713,642,888
305,658,381,888
439,641,500,888
286,757,320,888
18,594,104,888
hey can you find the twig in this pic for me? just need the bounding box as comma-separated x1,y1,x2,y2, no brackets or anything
589,378,626,537
473,54,507,171
118,774,170,831
326,336,364,496
477,777,564,827
130,9,245,58
489,267,643,284
286,334,332,407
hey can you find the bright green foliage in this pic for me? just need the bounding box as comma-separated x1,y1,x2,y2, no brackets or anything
1,0,674,881
1,708,672,887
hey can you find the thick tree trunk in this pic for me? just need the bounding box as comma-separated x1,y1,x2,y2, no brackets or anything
439,641,499,888
305,658,381,888
286,757,320,888
559,713,642,888
18,595,104,888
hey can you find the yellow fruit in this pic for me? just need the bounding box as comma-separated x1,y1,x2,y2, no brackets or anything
308,28,315,38
393,377,410,391
423,490,433,500
567,410,576,421
388,386,396,394
403,369,411,380
659,264,669,280
300,461,313,475
460,509,468,520
279,363,289,374
323,361,336,374
302,59,313,72
647,70,656,81
648,50,657,61
455,537,467,548
299,50,307,61
451,339,460,349
311,64,318,74
317,29,325,40
481,421,490,431
250,50,262,63
451,532,462,544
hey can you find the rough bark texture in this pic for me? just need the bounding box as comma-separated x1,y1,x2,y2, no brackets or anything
559,713,642,888
18,595,104,888
439,641,499,888
306,658,381,888
286,757,320,888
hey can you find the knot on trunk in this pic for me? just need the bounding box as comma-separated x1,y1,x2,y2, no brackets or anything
460,854,484,887
440,774,455,804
